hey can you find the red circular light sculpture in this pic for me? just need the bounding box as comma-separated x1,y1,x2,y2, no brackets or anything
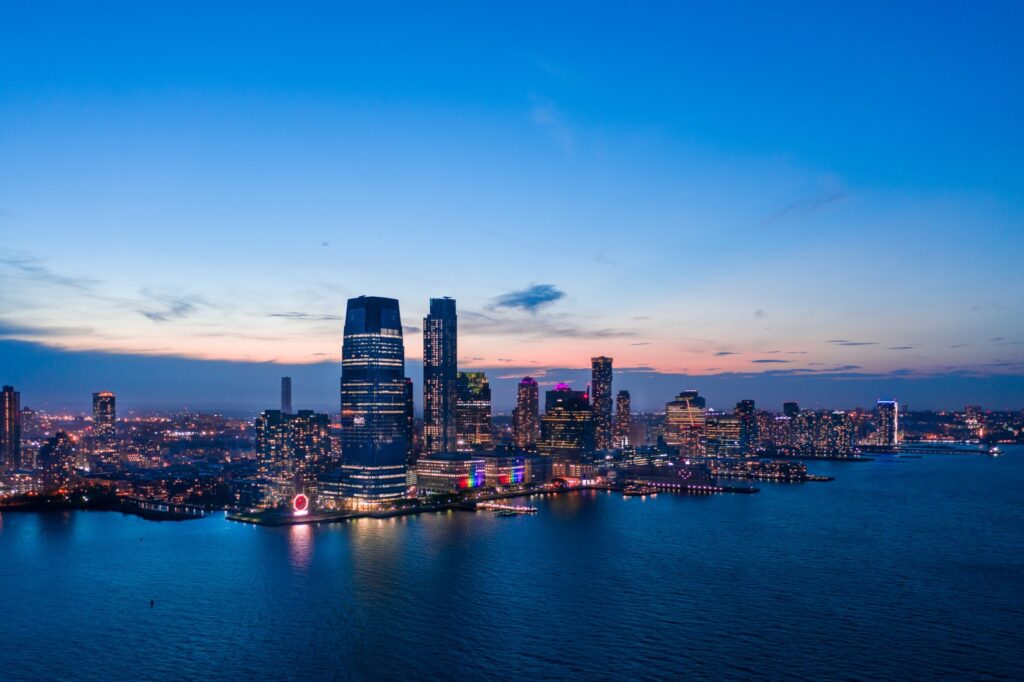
292,493,309,514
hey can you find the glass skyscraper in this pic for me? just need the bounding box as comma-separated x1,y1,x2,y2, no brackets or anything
0,385,21,471
455,371,492,450
423,297,457,454
513,376,539,449
92,391,116,440
336,296,409,506
591,356,613,449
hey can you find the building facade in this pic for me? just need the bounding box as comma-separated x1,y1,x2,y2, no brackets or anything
876,400,899,448
539,384,594,458
665,390,706,456
422,297,457,454
591,356,613,450
513,376,539,449
734,399,757,454
415,452,486,495
1,385,21,471
456,371,492,450
281,376,292,414
92,391,116,440
337,295,409,507
614,390,631,448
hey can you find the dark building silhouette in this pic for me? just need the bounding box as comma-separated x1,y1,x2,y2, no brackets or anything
281,377,292,414
783,401,800,419
539,384,594,458
423,297,457,454
336,296,409,506
456,371,492,450
403,377,416,464
513,377,539,449
591,356,613,449
735,399,757,453
38,431,74,486
614,390,631,448
1,385,21,471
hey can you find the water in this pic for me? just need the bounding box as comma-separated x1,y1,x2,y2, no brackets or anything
2,449,1023,681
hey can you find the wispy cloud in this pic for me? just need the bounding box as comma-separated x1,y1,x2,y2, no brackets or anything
714,351,740,356
268,311,343,321
0,320,94,338
529,94,573,149
763,190,845,224
827,339,878,347
0,252,101,290
137,289,208,323
752,359,789,364
490,284,565,313
888,346,915,350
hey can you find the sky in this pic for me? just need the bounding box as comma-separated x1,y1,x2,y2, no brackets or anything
1,2,1023,413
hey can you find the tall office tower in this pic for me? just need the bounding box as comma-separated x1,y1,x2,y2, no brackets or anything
538,384,594,458
783,401,800,419
591,356,613,450
281,377,293,414
92,391,116,440
337,296,409,506
734,399,757,453
403,377,416,464
513,376,539,449
876,400,899,448
664,390,706,452
614,390,632,448
456,371,492,450
423,297,457,454
38,431,75,486
704,415,742,456
1,385,21,471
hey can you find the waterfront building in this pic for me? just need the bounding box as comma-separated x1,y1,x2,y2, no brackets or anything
281,377,292,414
665,390,706,456
513,377,539,449
876,400,899,448
591,356,613,450
1,385,22,471
704,415,742,457
480,449,552,487
337,296,409,507
792,410,856,457
38,431,75,487
255,410,291,475
538,384,594,458
614,390,632,448
415,452,486,496
734,399,757,454
456,371,492,450
422,297,457,454
403,377,416,464
254,409,333,489
92,391,116,440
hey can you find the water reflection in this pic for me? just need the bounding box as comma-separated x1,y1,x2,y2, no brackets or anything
288,523,313,570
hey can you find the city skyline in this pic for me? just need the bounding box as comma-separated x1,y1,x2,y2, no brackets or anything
1,3,1023,407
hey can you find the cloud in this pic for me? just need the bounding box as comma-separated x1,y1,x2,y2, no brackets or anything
137,289,207,323
0,252,101,290
827,339,878,347
491,284,565,313
0,320,94,338
268,312,343,321
529,94,572,148
753,309,767,319
763,190,846,224
631,342,652,346
752,359,790,364
714,351,740,356
403,325,421,334
949,343,971,349
888,346,915,350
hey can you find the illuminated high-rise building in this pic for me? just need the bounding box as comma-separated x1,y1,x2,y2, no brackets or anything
665,390,706,455
1,385,21,471
38,431,75,486
591,357,613,450
876,400,899,448
513,376,539,449
539,384,594,458
255,409,292,476
456,371,492,450
423,297,458,454
336,295,409,506
403,377,416,464
704,415,742,456
734,399,757,453
614,390,631,448
281,376,292,414
256,409,333,491
92,391,116,440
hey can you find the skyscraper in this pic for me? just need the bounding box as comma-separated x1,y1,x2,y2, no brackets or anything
783,401,800,419
734,399,757,454
38,431,74,486
1,385,21,471
92,391,116,440
403,377,416,464
614,390,632,448
513,376,539,449
337,295,409,506
255,409,332,492
281,376,292,414
539,384,594,458
423,297,457,454
591,356,613,450
665,390,706,456
456,371,492,450
876,400,899,449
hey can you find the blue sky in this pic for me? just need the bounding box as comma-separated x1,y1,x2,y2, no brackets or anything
1,2,1023,412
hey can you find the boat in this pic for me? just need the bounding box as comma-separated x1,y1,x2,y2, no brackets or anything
493,509,519,517
988,446,1003,457
622,485,656,497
